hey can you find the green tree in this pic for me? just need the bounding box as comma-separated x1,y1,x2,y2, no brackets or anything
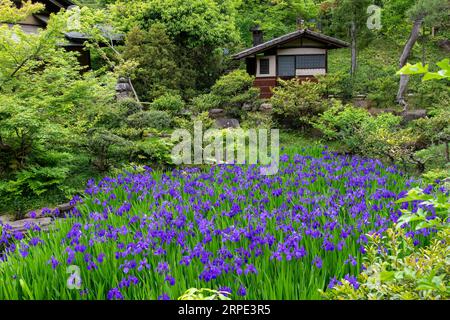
325,0,372,77
110,0,240,91
122,24,184,102
395,0,448,110
0,6,119,213
234,0,320,46
0,0,43,23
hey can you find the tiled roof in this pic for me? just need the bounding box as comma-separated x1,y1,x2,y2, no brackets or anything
232,29,349,60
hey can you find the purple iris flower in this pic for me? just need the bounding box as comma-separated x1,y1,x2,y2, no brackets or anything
158,293,170,300
48,256,60,269
312,256,322,269
237,285,247,297
107,288,124,300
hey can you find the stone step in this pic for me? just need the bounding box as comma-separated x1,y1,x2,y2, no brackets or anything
0,214,14,225
24,202,74,219
5,217,53,233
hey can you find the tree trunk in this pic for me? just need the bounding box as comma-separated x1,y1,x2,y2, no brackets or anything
396,18,424,111
127,77,141,104
350,20,357,77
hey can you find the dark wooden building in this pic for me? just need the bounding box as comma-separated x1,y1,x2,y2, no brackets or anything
233,28,349,98
7,0,122,68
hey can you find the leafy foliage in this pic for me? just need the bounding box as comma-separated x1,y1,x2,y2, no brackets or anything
0,8,121,212
178,288,231,300
189,70,259,116
122,24,185,101
234,0,319,46
0,0,44,23
397,58,450,81
0,6,178,213
314,103,449,172
150,93,185,115
111,0,239,91
323,228,449,300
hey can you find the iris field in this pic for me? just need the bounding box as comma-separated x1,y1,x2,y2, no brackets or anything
0,146,439,300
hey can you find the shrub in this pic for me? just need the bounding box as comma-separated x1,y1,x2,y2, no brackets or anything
312,104,442,171
313,104,414,162
127,111,154,130
122,25,184,102
173,112,214,132
128,110,172,131
366,75,398,108
117,98,143,117
271,79,332,130
150,93,185,115
410,109,450,164
83,129,131,172
323,228,449,300
190,93,221,113
130,138,173,165
0,165,71,217
422,168,450,185
317,72,353,100
210,69,255,98
241,112,273,130
190,70,260,117
361,117,416,165
313,104,371,153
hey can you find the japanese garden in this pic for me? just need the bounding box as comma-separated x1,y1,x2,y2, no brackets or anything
0,0,448,301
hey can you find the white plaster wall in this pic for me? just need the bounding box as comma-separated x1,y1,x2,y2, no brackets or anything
256,55,276,77
277,48,326,55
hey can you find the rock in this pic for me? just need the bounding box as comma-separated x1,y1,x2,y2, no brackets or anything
0,214,13,225
6,217,53,233
24,209,43,219
402,109,427,122
57,203,74,214
215,118,240,129
209,108,226,119
259,103,273,113
242,103,252,111
23,202,74,219
438,39,450,52
24,207,54,218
